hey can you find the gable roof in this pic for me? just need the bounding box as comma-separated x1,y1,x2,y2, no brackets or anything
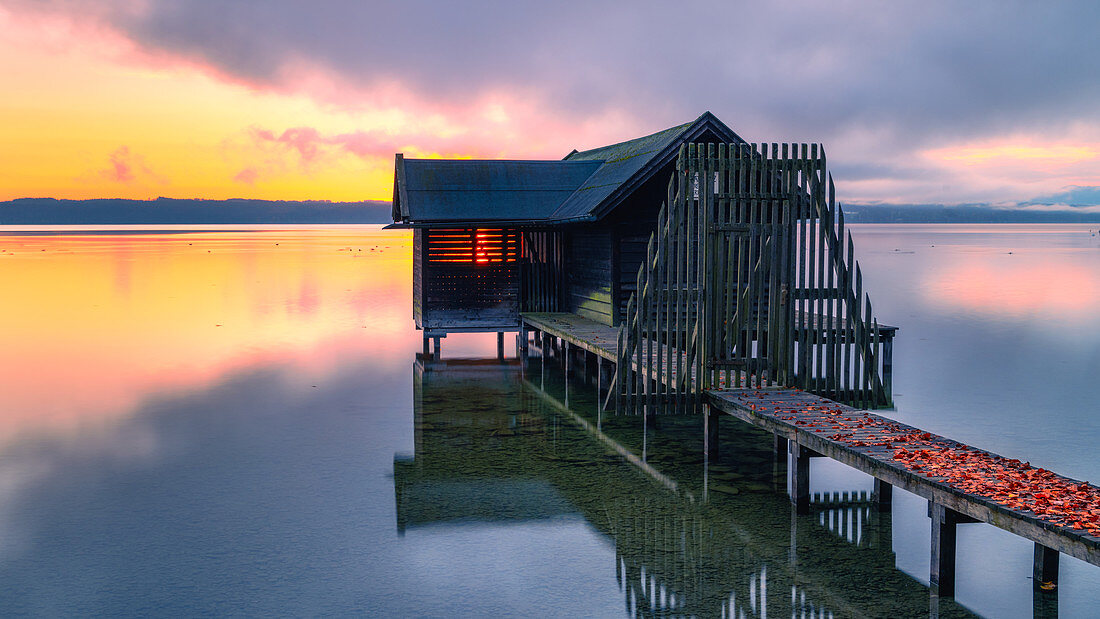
553,111,743,221
390,112,745,227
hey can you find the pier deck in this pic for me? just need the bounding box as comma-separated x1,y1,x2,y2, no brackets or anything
521,312,620,361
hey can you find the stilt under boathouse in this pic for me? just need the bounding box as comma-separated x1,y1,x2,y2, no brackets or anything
388,112,1100,605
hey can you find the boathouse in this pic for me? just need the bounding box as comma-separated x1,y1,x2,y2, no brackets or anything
392,111,897,410
391,112,742,332
390,115,1100,601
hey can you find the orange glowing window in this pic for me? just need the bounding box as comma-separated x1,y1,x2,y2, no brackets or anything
426,228,520,264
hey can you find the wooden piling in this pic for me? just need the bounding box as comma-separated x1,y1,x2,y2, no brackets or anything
788,441,810,516
873,478,893,513
1034,542,1059,589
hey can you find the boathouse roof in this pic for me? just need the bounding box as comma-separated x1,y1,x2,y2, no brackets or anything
390,111,743,227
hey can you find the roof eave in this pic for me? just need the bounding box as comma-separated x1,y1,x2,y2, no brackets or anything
386,218,562,229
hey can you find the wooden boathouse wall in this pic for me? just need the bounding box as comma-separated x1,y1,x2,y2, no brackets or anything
618,142,894,414
413,227,522,331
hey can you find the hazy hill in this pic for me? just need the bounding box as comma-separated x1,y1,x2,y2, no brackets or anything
0,198,393,224
4,197,1100,225
839,203,1100,223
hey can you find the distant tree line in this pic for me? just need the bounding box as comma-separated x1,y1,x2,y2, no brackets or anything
842,203,1100,223
0,197,393,224
4,197,1099,225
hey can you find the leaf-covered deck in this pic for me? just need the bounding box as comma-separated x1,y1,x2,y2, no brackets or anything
707,388,1100,567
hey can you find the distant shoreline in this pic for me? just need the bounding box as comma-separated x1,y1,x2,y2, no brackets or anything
3,198,1099,225
0,198,393,225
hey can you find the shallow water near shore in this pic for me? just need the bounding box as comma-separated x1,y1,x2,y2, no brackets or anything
0,224,1097,616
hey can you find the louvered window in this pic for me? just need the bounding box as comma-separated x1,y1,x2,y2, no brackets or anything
426,229,520,263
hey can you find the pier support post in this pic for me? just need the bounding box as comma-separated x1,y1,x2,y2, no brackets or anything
929,502,977,597
1033,542,1059,618
1033,542,1059,588
788,441,810,515
422,336,430,357
873,478,893,513
432,335,442,358
930,502,957,597
497,331,504,360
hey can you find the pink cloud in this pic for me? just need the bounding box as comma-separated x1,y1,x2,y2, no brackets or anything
99,146,166,185
233,167,259,185
105,146,135,182
248,126,403,164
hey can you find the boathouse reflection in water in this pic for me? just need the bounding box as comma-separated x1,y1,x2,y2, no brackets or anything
393,354,977,617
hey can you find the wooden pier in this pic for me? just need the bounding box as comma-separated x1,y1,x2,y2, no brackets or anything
519,318,1100,603
395,126,1098,605
708,388,1100,597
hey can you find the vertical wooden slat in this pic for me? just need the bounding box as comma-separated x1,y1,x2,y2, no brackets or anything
655,202,667,408
727,146,742,388
768,143,781,387
853,265,864,408
781,144,794,386
685,143,697,411
663,181,675,408
703,142,716,391
748,143,762,388
825,175,837,398
813,144,826,397
615,324,623,412
804,145,817,392
843,230,854,401
629,292,638,413
644,233,655,413
675,150,687,413
872,316,882,407
796,147,808,390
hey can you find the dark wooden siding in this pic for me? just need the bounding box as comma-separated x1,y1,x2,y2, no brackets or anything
417,228,521,330
565,226,614,325
413,228,424,328
617,233,650,321
521,230,564,312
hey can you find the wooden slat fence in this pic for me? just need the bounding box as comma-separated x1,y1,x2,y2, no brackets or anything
618,143,892,414
521,230,564,312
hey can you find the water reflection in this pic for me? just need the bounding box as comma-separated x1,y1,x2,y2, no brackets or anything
0,227,414,444
3,224,1097,615
397,354,978,617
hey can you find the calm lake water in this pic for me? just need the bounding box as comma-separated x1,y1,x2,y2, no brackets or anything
0,224,1098,616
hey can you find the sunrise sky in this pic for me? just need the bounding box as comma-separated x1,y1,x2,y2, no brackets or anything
2,1,1098,208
